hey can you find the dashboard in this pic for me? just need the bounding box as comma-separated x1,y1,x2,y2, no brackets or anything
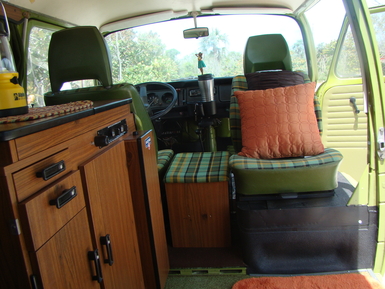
146,91,175,108
140,77,234,152
142,77,233,120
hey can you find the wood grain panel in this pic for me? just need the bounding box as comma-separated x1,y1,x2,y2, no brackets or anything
14,149,71,202
0,140,18,166
125,131,169,289
80,141,145,289
19,170,85,251
0,175,31,289
1,3,24,21
166,181,231,248
15,106,134,160
139,133,169,289
35,208,99,289
0,101,137,288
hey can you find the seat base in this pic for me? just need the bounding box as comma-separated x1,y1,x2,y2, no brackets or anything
164,151,231,248
236,186,378,274
166,181,231,248
237,190,335,202
229,148,343,196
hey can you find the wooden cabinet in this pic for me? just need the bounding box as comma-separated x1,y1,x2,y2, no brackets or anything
0,101,151,289
19,170,98,289
166,181,231,248
80,141,145,289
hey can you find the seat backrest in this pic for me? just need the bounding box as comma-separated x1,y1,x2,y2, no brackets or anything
48,26,113,92
244,34,292,74
230,34,322,153
43,26,158,153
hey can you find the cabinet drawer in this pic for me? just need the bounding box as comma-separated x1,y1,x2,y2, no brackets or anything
19,170,85,251
14,149,71,202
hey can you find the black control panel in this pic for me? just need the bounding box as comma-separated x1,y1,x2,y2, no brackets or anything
94,119,128,148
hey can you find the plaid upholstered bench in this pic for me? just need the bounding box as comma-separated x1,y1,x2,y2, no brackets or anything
164,151,231,248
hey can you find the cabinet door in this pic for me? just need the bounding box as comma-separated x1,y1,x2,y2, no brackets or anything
125,131,169,289
35,208,100,289
80,141,145,289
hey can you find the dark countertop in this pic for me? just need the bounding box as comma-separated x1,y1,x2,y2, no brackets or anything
0,99,131,142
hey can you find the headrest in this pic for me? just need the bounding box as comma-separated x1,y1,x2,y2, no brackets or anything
48,26,113,92
244,34,292,74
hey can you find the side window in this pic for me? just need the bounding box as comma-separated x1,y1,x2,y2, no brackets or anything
335,9,385,79
371,10,385,76
27,26,55,107
305,0,345,84
26,24,96,107
335,26,361,78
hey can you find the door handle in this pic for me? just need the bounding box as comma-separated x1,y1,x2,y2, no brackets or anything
49,186,77,209
36,160,66,180
350,97,360,114
88,249,103,283
100,234,114,266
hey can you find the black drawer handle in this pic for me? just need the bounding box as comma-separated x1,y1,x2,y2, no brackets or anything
36,160,66,181
88,249,103,283
100,234,114,266
49,186,77,209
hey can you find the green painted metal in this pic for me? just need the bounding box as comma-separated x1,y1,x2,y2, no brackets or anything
343,0,385,275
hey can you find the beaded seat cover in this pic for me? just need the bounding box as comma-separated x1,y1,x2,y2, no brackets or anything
0,100,93,124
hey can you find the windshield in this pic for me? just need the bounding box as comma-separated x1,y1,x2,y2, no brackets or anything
105,14,307,84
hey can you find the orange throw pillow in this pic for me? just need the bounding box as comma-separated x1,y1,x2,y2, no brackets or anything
234,82,324,159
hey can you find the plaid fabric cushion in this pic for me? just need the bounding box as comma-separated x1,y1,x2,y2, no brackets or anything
165,151,229,183
229,148,342,170
230,74,322,153
230,75,247,153
157,149,174,171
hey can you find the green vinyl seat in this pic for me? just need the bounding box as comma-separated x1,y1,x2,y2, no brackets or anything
229,34,343,198
43,26,173,174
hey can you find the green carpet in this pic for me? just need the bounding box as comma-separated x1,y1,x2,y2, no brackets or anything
164,275,251,289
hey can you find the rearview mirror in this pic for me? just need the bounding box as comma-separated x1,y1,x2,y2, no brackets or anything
183,27,209,39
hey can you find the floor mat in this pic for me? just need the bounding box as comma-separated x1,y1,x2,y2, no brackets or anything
165,275,249,289
232,273,384,289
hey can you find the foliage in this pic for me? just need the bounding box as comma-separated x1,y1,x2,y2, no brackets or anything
27,27,53,107
335,28,361,78
290,40,308,72
107,30,180,83
106,28,243,82
371,11,385,74
316,40,338,80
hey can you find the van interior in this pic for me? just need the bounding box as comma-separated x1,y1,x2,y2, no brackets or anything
1,0,385,288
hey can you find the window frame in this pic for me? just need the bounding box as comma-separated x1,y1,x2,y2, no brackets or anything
24,20,63,106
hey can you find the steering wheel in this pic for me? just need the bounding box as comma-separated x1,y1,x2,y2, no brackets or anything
135,82,178,120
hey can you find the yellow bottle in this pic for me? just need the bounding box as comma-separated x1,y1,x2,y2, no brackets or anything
0,72,28,117
0,23,28,117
